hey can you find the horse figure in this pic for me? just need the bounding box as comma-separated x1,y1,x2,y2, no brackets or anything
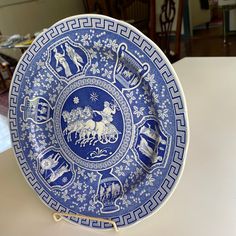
62,102,120,146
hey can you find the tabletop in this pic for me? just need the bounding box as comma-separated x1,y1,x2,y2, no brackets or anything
1,57,236,236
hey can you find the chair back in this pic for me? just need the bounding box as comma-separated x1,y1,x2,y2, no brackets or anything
84,0,156,40
159,0,184,62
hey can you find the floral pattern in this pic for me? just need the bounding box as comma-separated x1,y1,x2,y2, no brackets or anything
10,17,186,229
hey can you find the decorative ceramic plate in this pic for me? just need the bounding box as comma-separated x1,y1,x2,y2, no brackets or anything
9,14,189,229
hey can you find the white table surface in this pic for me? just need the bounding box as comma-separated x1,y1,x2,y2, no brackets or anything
1,57,236,236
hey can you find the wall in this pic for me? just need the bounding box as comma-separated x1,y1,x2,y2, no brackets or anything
228,0,236,31
0,0,85,59
188,0,210,34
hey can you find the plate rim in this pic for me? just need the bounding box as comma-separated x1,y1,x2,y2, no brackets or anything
8,13,190,229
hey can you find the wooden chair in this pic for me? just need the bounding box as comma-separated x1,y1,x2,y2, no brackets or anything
158,0,184,62
84,0,156,41
119,0,156,40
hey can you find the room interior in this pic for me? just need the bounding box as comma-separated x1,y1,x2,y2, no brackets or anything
1,1,236,235
1,0,234,151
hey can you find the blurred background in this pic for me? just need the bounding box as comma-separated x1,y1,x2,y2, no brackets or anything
0,0,235,151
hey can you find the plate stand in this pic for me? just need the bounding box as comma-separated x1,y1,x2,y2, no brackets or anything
53,212,119,231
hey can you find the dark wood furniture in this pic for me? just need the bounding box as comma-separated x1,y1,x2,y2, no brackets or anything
84,0,156,40
158,0,184,62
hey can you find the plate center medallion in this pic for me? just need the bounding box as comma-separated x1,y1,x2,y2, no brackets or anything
62,87,123,159
54,77,132,171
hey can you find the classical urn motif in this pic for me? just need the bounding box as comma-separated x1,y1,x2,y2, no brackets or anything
20,96,53,124
114,43,149,90
95,169,123,213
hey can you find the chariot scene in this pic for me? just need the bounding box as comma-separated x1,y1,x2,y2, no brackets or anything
60,87,124,161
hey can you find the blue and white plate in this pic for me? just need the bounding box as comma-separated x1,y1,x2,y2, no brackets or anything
9,14,189,229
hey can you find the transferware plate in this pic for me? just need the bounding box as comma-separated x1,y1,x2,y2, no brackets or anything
9,14,189,229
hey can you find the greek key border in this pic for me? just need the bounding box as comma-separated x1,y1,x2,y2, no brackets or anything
9,15,188,229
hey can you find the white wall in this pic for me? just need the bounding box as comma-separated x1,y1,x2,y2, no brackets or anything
0,0,85,59
188,0,210,34
229,8,236,31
